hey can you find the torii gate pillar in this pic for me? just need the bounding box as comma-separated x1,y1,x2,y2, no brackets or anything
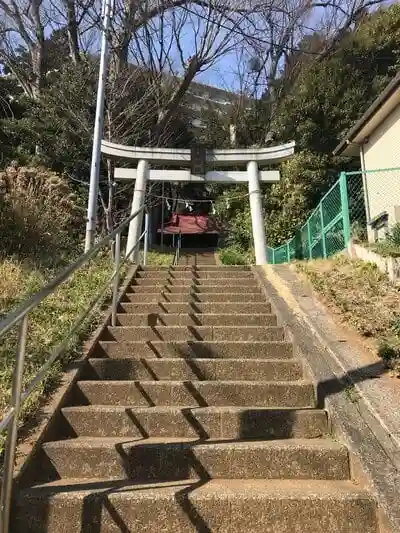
126,159,149,262
248,161,268,265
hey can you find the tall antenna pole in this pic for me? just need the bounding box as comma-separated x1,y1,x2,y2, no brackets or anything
84,0,113,251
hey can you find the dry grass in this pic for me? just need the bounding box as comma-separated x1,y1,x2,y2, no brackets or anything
297,255,400,374
0,164,84,266
0,253,114,453
146,251,174,265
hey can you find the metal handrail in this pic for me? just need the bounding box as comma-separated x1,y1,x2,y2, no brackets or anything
173,231,182,266
0,205,149,533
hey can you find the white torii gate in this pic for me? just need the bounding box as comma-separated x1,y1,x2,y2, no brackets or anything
101,140,295,265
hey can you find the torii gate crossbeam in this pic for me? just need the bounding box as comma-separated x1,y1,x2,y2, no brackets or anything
100,140,295,265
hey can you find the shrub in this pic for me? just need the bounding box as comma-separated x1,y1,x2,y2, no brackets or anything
367,222,400,257
388,222,400,247
0,162,85,266
219,245,250,265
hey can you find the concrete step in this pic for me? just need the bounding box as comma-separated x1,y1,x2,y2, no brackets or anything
123,292,266,302
84,358,303,381
137,271,255,279
75,380,315,407
178,255,216,259
14,478,378,533
131,278,258,286
178,257,217,266
62,406,328,439
118,302,273,314
143,265,251,271
96,340,294,360
41,437,350,481
127,285,261,294
113,313,277,327
100,326,285,343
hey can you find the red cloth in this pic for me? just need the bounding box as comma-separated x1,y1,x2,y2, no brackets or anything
160,215,218,234
171,213,179,226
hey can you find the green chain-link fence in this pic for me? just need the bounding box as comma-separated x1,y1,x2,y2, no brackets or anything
267,170,372,263
346,167,400,242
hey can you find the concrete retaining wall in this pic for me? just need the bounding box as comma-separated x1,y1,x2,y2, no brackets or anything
347,240,400,283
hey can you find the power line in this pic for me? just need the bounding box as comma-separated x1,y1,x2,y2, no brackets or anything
176,3,330,57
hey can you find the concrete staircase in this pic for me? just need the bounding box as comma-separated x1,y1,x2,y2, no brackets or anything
13,266,378,532
176,249,217,266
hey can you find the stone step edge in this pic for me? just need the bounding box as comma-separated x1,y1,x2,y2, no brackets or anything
124,292,264,296
114,313,276,318
17,478,375,500
98,340,291,345
62,405,324,413
106,325,283,331
42,436,346,452
87,357,301,364
77,379,313,386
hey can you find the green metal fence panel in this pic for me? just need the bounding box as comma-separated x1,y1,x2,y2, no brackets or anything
267,167,400,265
268,172,346,264
339,172,350,244
308,208,323,258
267,247,274,263
346,171,367,241
324,217,345,256
321,180,341,227
274,244,289,263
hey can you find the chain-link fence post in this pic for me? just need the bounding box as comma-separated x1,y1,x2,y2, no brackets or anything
294,231,303,260
307,220,312,258
339,172,351,244
319,202,327,258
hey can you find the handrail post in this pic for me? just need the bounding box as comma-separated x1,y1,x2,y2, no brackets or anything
340,171,351,244
320,203,327,258
143,212,149,267
0,315,28,533
111,232,121,327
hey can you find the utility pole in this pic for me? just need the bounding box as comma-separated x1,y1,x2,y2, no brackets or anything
84,0,113,252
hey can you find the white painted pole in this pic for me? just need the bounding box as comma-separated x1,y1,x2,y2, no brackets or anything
126,160,149,262
84,0,113,252
248,160,268,265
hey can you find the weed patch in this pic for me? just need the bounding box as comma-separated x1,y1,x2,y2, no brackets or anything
218,246,255,265
145,251,174,265
0,253,114,453
298,255,400,374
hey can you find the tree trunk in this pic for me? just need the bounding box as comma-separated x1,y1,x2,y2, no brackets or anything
65,0,81,64
31,43,44,99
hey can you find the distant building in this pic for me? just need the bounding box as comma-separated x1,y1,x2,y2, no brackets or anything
333,72,400,240
184,81,241,130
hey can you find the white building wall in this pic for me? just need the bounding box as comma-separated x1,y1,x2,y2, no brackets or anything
363,103,400,240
